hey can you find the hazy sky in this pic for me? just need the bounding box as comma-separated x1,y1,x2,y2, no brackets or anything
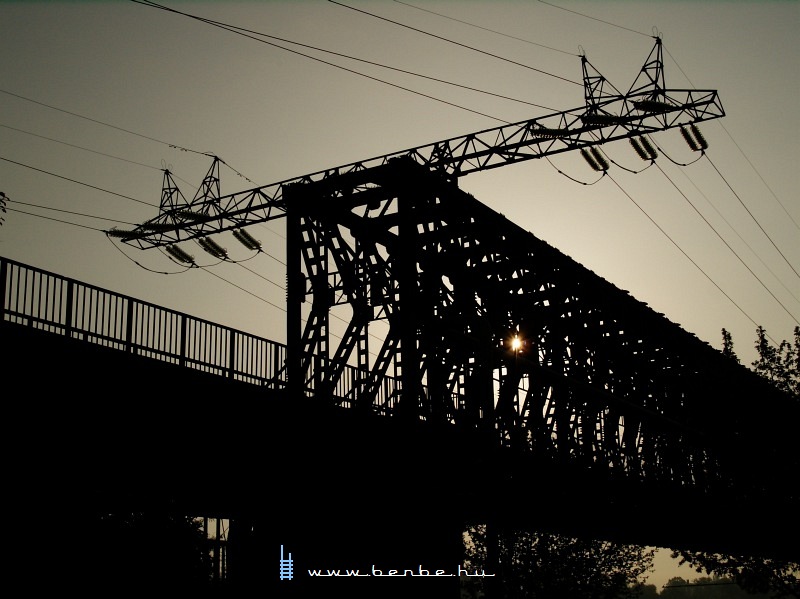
1,0,798,587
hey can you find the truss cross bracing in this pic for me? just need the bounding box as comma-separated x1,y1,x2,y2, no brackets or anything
283,158,791,502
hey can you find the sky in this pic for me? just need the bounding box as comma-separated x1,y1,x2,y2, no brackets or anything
1,0,798,588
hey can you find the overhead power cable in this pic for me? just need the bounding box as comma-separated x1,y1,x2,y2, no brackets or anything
0,155,155,207
0,88,207,157
704,154,800,281
205,262,388,354
8,199,140,227
605,173,772,341
0,89,254,185
131,1,554,112
391,0,576,56
653,161,799,325
662,155,799,305
715,123,800,232
535,0,651,38
329,0,582,87
1,123,161,172
6,206,105,233
661,48,800,233
201,265,286,313
110,238,194,275
131,0,512,123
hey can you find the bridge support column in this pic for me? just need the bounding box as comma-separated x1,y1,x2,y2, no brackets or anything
285,184,304,399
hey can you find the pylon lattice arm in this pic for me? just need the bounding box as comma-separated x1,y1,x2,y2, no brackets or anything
119,38,723,249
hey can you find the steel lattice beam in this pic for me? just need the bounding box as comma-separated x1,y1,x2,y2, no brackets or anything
278,158,793,504
114,38,723,250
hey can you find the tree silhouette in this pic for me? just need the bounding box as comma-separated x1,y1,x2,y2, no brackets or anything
751,326,799,398
87,509,212,589
667,328,800,598
721,328,739,363
463,524,655,599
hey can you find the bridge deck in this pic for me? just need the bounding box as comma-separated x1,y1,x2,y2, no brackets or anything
2,256,798,589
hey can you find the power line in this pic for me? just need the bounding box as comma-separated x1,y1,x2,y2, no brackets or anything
605,173,770,340
704,154,800,281
8,199,140,227
391,0,576,57
130,0,514,124
653,161,799,325
0,123,161,171
2,146,286,275
0,88,206,156
329,0,583,87
535,0,651,38
201,264,286,313
0,155,155,207
715,122,800,232
133,1,554,113
235,259,285,293
663,47,799,232
658,149,800,305
6,206,106,233
109,238,194,275
0,89,255,186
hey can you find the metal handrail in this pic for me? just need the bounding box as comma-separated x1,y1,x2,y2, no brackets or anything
0,256,402,405
0,256,286,387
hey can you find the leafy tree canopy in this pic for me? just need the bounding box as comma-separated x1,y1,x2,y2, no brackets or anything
464,524,655,599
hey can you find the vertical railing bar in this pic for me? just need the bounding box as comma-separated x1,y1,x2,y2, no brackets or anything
156,307,163,360
126,298,134,353
21,267,29,326
21,267,27,323
90,287,96,339
201,321,207,370
117,295,123,345
197,320,202,369
100,291,107,345
36,271,43,328
26,267,33,324
184,315,189,366
0,259,7,326
149,305,155,358
228,329,235,379
94,287,101,342
142,304,149,357
65,279,74,339
42,273,49,330
177,312,182,364
139,304,146,356
48,274,55,331
203,320,208,369
180,313,187,368
112,294,119,345
29,269,36,325
11,265,18,322
164,307,170,360
177,311,183,364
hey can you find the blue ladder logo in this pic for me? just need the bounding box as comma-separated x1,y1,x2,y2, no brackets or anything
279,545,294,581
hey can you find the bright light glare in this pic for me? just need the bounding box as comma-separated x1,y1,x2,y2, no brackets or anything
511,335,522,352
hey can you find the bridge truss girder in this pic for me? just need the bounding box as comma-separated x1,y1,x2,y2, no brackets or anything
282,158,786,499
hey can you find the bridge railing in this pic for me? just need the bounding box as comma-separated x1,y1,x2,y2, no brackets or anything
0,257,287,387
0,257,402,404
